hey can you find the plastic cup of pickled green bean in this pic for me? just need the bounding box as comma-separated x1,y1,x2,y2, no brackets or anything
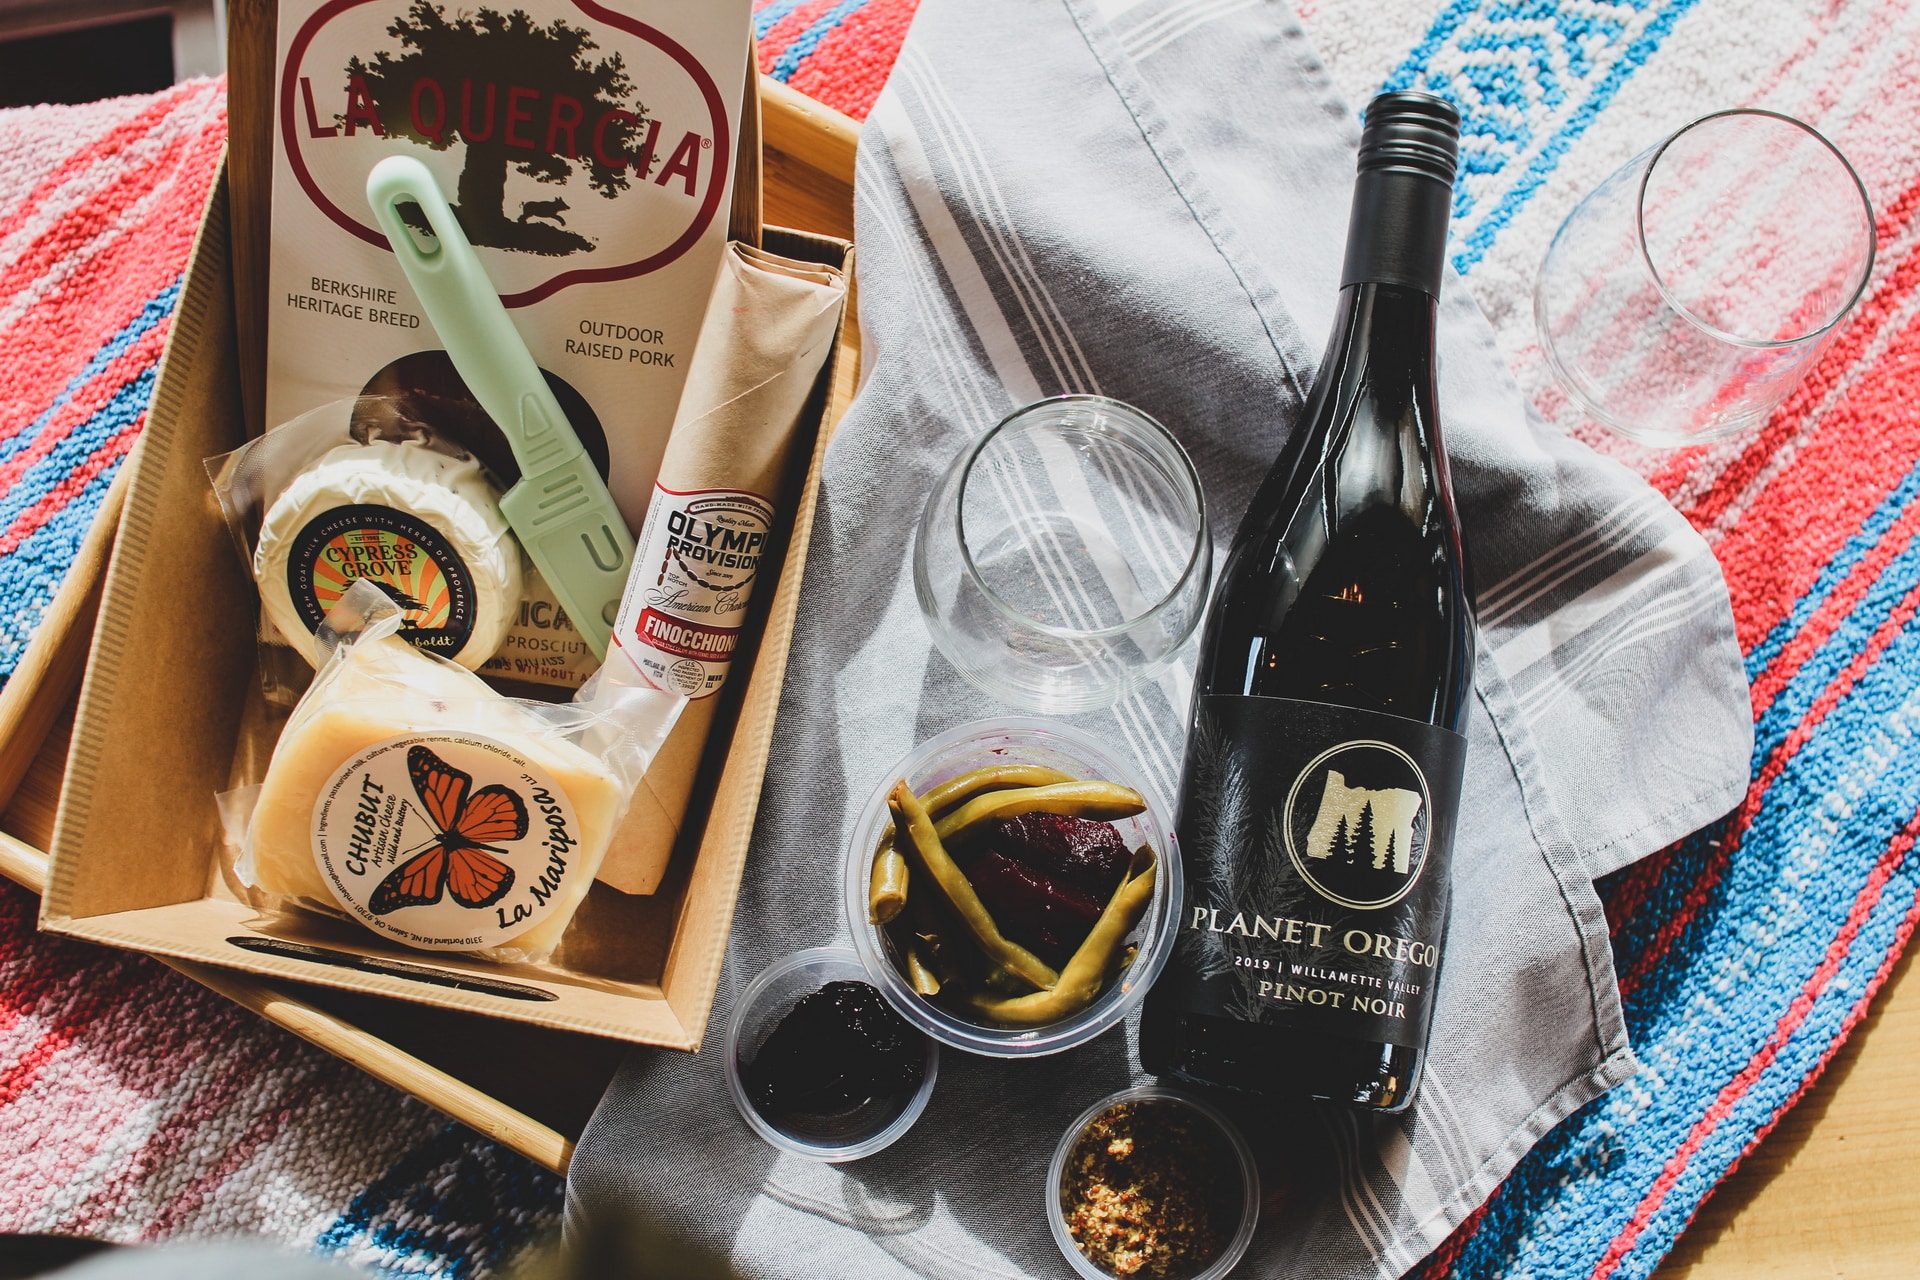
843,717,1181,1058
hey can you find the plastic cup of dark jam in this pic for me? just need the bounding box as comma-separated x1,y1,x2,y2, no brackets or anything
1047,1085,1261,1280
724,946,940,1163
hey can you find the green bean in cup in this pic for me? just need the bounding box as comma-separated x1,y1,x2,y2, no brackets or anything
875,768,1158,1027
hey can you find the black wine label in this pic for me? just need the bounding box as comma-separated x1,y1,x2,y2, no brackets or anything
1164,695,1466,1048
288,504,477,657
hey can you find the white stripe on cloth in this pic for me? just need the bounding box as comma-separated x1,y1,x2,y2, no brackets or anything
1321,1106,1419,1276
1376,1118,1448,1252
1119,0,1266,62
854,139,1002,431
1418,1065,1481,1188
873,73,1192,789
1488,523,1713,678
899,47,1105,399
902,48,1202,729
897,48,1191,717
1515,582,1727,722
1477,493,1669,626
872,98,1194,791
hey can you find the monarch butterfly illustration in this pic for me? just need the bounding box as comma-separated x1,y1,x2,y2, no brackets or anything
368,745,526,914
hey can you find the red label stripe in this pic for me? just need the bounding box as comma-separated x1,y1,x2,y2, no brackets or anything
635,607,737,661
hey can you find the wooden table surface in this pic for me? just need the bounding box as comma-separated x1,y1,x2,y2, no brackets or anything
1654,938,1920,1278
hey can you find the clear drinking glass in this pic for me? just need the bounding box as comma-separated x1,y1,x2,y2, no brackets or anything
914,395,1210,713
1535,109,1875,446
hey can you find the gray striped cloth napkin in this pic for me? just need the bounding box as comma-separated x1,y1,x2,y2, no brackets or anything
566,0,1752,1274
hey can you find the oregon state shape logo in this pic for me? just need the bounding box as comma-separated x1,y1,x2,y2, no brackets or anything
1283,739,1432,910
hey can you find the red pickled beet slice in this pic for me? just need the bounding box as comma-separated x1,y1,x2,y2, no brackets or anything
967,849,1105,954
991,813,1132,897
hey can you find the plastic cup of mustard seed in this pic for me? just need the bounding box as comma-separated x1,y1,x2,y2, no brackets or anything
724,947,940,1163
1048,1085,1261,1280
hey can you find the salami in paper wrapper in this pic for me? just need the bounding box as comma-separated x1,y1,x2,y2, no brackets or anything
601,242,846,893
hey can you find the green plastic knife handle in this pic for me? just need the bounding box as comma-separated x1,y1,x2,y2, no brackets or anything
365,154,633,661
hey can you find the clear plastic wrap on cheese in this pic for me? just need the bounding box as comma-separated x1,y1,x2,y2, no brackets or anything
252,439,522,670
237,580,683,963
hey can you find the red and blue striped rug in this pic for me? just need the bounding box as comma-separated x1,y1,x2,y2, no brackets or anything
5,3,1920,1275
0,82,223,683
753,0,918,121
1311,0,1920,1274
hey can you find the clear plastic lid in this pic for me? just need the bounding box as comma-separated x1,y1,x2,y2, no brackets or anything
1048,1085,1261,1280
723,946,940,1163
844,717,1182,1057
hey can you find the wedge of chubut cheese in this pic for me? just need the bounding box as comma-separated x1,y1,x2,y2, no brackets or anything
245,632,624,959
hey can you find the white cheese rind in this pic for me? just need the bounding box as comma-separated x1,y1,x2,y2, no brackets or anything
254,441,522,669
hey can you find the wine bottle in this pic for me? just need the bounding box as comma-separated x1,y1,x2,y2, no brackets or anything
1140,92,1473,1112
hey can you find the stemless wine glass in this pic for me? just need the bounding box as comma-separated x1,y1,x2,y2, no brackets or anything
913,395,1210,713
1535,109,1875,446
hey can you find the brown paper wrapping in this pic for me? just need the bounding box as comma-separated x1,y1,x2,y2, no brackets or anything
596,242,846,894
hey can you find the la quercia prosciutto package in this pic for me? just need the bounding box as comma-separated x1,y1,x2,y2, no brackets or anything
268,0,751,686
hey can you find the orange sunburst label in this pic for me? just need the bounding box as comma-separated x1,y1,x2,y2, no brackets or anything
288,503,477,657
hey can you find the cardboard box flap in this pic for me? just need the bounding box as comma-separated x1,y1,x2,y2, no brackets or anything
44,163,254,926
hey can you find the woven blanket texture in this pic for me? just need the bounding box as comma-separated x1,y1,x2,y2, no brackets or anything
0,83,566,1278
3,1,1919,1276
754,0,921,121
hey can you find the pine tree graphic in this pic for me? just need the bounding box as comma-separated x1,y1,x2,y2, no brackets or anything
1331,813,1353,865
1380,828,1396,872
1353,800,1376,869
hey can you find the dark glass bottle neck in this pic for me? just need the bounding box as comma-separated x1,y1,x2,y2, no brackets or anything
1247,280,1439,533
1201,275,1464,723
1315,280,1441,481
1339,165,1453,297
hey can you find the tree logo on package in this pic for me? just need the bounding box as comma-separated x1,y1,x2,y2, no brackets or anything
280,0,730,303
1283,740,1432,910
288,503,476,658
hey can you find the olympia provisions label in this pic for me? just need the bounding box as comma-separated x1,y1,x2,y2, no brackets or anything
1161,695,1467,1048
311,733,584,951
613,484,774,698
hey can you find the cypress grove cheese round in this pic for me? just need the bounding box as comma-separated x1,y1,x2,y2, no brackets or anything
254,441,522,669
244,631,623,959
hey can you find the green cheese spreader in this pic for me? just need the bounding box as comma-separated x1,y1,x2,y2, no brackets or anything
366,154,632,661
